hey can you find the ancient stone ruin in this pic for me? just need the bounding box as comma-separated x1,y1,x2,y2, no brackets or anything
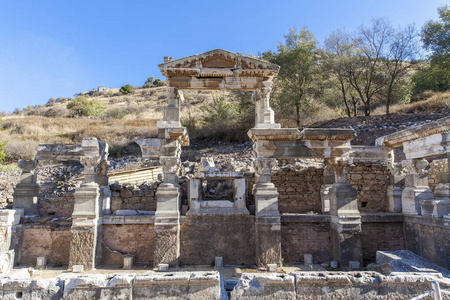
0,49,449,299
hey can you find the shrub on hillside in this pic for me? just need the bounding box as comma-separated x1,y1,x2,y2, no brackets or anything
67,96,108,117
144,77,165,88
120,84,134,94
4,139,37,161
105,108,127,119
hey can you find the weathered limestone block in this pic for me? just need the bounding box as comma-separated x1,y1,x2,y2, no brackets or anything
293,271,450,300
230,273,295,300
0,250,14,275
133,271,222,300
1,278,63,300
373,250,450,277
0,209,22,252
63,274,133,300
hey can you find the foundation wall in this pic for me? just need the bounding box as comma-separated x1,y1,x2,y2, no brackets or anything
361,214,406,263
348,164,390,213
102,224,155,265
20,225,71,266
272,168,323,214
281,215,332,264
404,216,450,269
180,214,255,265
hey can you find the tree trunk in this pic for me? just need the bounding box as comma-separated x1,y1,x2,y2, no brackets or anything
296,103,301,127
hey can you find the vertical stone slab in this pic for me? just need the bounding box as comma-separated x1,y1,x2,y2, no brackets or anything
13,160,39,216
254,158,282,268
328,160,363,267
386,163,405,213
154,183,181,268
153,151,182,268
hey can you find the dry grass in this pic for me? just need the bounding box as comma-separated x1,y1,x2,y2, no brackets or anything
373,91,450,115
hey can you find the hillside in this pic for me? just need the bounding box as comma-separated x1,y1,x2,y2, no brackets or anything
0,86,449,166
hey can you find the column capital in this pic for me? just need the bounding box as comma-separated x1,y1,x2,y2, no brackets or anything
18,159,38,174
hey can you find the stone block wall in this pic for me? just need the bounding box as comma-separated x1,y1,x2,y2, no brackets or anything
39,193,74,217
20,225,71,266
272,168,323,214
102,224,155,265
110,183,159,213
180,215,255,265
361,221,405,263
281,217,331,264
0,170,20,208
428,158,448,192
348,164,390,213
404,216,450,269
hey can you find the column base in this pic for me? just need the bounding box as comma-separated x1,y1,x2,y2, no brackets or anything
153,218,180,268
255,216,282,269
69,225,98,271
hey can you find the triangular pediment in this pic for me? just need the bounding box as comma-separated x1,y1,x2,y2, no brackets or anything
159,49,279,78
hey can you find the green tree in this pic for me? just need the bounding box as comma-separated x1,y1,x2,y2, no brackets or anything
325,29,360,117
414,5,450,92
67,96,108,117
267,26,320,126
345,18,392,116
120,84,134,94
380,24,418,113
145,77,165,87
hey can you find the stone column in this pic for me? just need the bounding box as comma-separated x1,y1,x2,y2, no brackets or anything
69,138,101,271
320,160,335,213
401,159,434,216
153,142,182,268
328,159,363,267
97,142,111,216
253,157,282,268
163,87,183,125
254,81,280,129
387,162,405,213
13,160,39,216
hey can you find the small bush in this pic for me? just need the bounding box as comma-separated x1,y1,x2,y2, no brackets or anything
5,139,38,160
67,96,108,117
105,108,127,119
120,84,134,94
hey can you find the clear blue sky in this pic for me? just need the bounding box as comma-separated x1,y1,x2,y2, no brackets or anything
0,0,446,112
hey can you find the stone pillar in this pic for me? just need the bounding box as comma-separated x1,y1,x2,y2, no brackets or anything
253,157,282,268
69,138,101,271
320,160,335,213
387,162,405,213
254,81,280,129
13,160,39,216
97,142,111,216
328,159,363,267
163,87,183,124
153,143,182,268
401,159,434,216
